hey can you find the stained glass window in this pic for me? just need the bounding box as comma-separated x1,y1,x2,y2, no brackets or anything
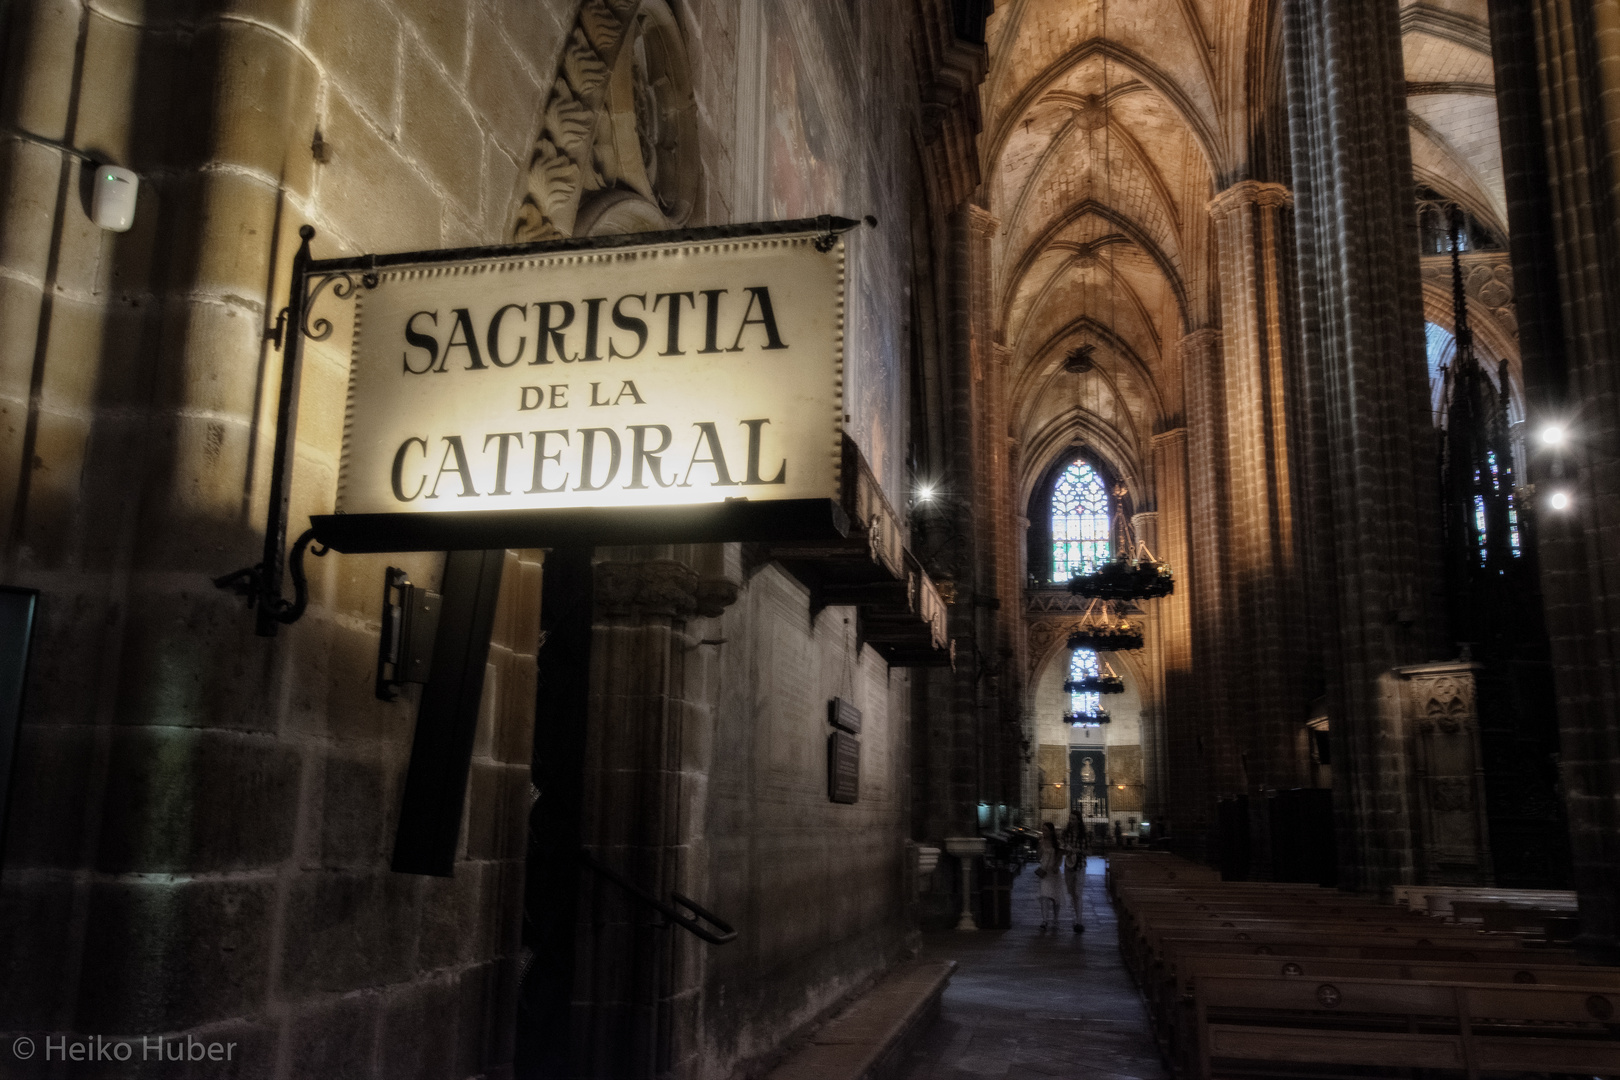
1052,460,1110,581
1473,452,1522,565
1069,647,1101,721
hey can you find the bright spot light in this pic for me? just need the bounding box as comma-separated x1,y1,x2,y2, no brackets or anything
1541,425,1568,448
1550,491,1572,511
916,484,936,503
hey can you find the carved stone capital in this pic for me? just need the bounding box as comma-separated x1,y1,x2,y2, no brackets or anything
595,560,701,618
967,203,1000,240
1207,180,1294,221
694,576,741,618
1151,426,1188,449
1178,328,1219,362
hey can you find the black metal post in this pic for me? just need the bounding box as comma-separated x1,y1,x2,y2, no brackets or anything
516,545,594,1078
390,548,507,876
256,225,316,636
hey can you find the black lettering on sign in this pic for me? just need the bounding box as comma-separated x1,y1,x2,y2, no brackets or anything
441,308,486,371
680,422,737,487
741,418,787,484
730,287,787,351
532,302,578,364
549,384,568,408
698,289,726,354
627,425,674,489
575,428,622,491
527,430,569,493
613,380,644,405
487,304,528,367
392,436,429,500
519,386,543,411
581,298,606,361
589,382,609,406
654,292,695,356
483,432,524,495
427,436,478,498
610,295,648,359
403,311,439,374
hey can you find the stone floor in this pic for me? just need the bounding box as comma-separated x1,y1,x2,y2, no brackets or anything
897,857,1170,1080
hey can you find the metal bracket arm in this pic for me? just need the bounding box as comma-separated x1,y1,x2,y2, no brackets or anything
577,850,738,945
216,225,357,635
213,527,329,626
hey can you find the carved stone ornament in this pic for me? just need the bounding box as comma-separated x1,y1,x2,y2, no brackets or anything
594,560,742,619
514,0,698,242
1421,675,1473,731
595,560,700,617
1027,617,1085,679
1420,253,1517,338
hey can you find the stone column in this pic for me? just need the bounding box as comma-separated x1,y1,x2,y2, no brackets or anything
1283,0,1448,893
571,552,739,1080
920,205,998,843
1151,428,1192,829
1180,328,1235,855
1487,0,1620,959
1207,182,1310,797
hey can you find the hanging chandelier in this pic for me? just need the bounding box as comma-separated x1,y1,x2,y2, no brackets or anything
1069,493,1174,600
1065,707,1112,726
1064,659,1125,695
1065,598,1144,651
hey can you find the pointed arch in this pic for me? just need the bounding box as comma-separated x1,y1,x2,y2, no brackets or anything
999,200,1190,334
985,37,1224,177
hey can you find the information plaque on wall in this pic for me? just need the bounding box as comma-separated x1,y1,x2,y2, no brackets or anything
828,696,862,734
828,730,859,804
312,221,849,553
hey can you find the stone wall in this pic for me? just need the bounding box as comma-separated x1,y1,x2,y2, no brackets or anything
0,0,563,1074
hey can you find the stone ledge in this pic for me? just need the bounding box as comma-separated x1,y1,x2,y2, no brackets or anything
763,960,957,1080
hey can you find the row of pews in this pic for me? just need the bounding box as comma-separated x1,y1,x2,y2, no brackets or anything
1108,852,1620,1079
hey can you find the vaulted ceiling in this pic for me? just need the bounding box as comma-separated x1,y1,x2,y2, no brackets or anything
982,0,1505,502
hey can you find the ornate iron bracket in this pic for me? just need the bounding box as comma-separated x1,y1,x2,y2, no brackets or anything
812,213,876,253
217,225,359,635
213,526,330,625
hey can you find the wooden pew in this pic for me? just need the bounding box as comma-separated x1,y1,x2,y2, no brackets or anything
1107,854,1619,1079
1392,884,1578,919
1192,973,1620,1079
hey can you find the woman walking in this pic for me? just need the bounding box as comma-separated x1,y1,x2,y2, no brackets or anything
1061,810,1088,933
1036,822,1064,930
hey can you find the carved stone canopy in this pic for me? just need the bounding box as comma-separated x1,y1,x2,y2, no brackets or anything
514,0,698,242
595,560,739,619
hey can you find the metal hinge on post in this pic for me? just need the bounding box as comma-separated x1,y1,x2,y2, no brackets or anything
376,567,442,700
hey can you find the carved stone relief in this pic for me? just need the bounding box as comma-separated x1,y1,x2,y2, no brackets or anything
1027,616,1084,681
1420,252,1518,340
1396,661,1493,885
514,0,697,242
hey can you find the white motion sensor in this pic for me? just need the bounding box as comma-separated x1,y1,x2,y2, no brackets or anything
91,165,138,232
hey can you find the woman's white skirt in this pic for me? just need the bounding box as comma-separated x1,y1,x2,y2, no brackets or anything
1038,873,1063,902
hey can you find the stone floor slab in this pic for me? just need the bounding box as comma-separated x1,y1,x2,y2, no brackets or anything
897,858,1169,1080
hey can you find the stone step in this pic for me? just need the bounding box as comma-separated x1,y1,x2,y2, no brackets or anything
764,961,958,1080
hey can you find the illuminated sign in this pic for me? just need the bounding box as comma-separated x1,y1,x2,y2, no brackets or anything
313,223,848,552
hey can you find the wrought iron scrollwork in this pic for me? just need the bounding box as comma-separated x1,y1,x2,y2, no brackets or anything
302,272,360,342
214,527,330,626
300,257,377,342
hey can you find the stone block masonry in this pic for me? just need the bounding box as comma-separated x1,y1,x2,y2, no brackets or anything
0,0,558,1074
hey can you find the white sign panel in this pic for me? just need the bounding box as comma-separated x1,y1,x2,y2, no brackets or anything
336,232,844,519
